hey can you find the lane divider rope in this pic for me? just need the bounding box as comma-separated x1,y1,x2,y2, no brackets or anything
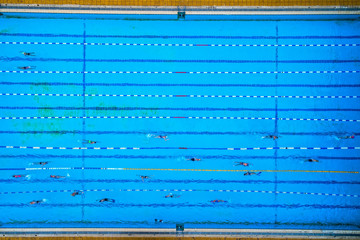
1,70,359,74
0,188,357,197
1,41,360,47
2,33,360,39
1,93,359,99
1,167,358,174
1,116,359,122
1,146,360,151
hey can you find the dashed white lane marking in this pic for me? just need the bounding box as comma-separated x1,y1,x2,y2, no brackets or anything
0,188,358,197
2,41,359,47
1,70,359,74
1,116,359,122
1,93,359,99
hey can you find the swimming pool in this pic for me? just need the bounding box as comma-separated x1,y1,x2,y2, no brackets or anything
0,11,360,232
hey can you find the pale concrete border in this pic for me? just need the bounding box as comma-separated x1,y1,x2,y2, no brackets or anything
1,228,360,238
0,4,360,15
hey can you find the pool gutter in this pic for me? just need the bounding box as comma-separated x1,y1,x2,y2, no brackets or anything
0,4,360,15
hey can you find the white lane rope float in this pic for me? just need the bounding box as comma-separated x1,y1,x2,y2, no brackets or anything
2,145,360,151
1,41,359,47
1,93,359,99
1,70,359,74
0,188,358,198
0,116,359,122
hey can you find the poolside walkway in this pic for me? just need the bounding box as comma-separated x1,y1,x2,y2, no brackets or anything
1,228,360,239
0,0,360,6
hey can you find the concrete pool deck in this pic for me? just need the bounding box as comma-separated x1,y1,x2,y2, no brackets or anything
0,0,360,7
1,228,360,238
0,0,360,15
0,4,360,15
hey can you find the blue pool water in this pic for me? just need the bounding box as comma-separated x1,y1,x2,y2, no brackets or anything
0,12,360,230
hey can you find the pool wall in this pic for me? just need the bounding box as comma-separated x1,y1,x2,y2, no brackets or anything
0,0,360,7
2,228,360,238
1,4,360,15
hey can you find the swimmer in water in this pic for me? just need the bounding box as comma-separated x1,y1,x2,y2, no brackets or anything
17,66,36,70
153,135,169,141
210,199,227,203
71,190,84,197
21,51,35,56
30,200,44,205
13,174,27,178
139,175,151,182
32,161,49,166
50,175,66,179
83,140,97,144
99,198,115,203
305,158,319,163
244,171,262,176
165,193,180,198
337,135,355,139
234,162,250,167
262,135,279,140
187,157,201,161
155,219,163,223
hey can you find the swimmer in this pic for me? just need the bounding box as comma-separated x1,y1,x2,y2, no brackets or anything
99,198,115,203
244,171,262,176
165,193,180,198
153,135,169,141
210,199,227,203
71,190,84,197
21,51,35,56
83,140,97,144
187,157,201,161
17,66,36,70
32,161,49,166
154,219,163,223
12,174,27,178
305,158,319,163
29,200,44,205
139,175,151,182
262,135,279,140
337,135,355,139
234,162,250,167
50,175,66,179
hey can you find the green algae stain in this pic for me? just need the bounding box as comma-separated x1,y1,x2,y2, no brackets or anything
0,29,11,34
86,88,99,101
139,108,158,117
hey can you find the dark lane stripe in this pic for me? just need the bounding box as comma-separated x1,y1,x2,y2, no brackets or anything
1,82,360,88
0,154,359,160
3,57,360,64
0,220,356,228
0,179,359,185
2,33,360,39
0,130,358,136
0,203,359,209
0,220,357,228
1,106,359,111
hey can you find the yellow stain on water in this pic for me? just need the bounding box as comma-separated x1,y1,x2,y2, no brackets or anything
122,168,359,174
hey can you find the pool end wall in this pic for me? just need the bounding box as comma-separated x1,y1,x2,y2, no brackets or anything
0,4,360,15
1,228,360,238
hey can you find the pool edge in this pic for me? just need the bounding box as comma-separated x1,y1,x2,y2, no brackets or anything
0,4,360,15
1,228,360,238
